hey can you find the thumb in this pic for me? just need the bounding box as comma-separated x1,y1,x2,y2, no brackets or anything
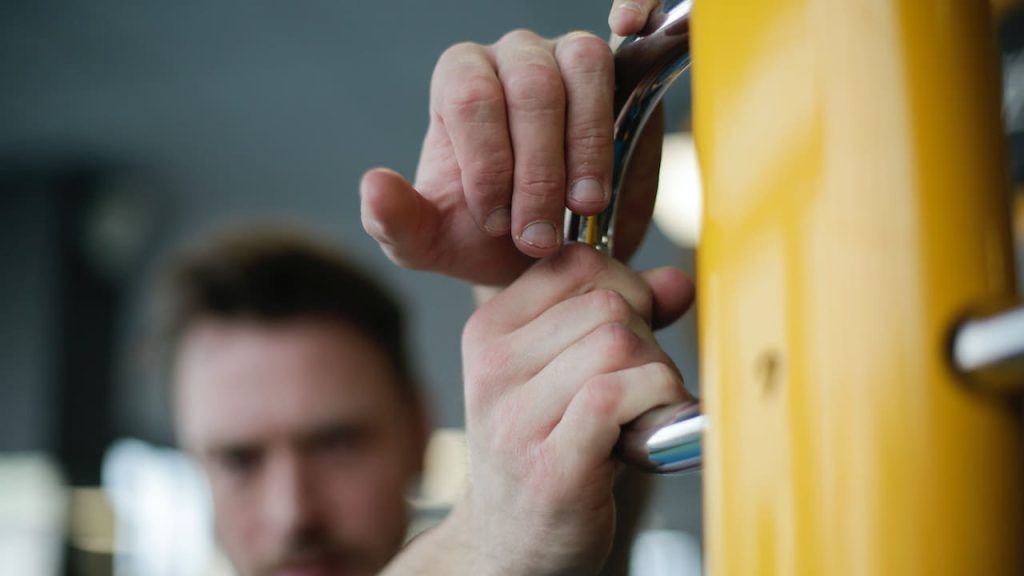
640,265,694,330
608,0,660,38
360,167,441,270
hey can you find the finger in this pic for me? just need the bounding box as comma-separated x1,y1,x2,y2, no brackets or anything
472,244,653,333
555,32,614,215
432,42,515,236
547,362,687,474
519,319,676,427
494,29,567,257
502,288,656,378
500,265,691,373
360,168,442,270
608,0,661,37
640,264,694,330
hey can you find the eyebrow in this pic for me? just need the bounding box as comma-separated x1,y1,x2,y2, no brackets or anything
202,417,375,458
297,420,374,449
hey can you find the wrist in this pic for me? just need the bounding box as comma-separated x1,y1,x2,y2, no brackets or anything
442,497,537,576
381,504,485,575
451,489,605,576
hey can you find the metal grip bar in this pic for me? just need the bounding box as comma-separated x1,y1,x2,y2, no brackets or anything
952,304,1024,392
565,0,702,474
566,0,693,253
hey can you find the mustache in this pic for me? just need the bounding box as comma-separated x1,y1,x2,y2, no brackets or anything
264,530,368,573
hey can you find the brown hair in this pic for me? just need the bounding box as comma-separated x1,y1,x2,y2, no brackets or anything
155,225,416,399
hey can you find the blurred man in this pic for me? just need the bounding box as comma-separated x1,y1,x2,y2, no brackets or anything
161,222,685,576
162,228,428,576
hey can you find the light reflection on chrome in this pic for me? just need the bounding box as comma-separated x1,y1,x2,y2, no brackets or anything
564,0,703,475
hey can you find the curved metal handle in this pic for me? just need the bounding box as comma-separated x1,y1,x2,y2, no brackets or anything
951,303,1024,392
566,0,693,253
617,400,703,473
564,0,703,474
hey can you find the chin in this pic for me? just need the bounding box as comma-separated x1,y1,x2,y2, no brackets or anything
268,556,378,576
274,567,351,576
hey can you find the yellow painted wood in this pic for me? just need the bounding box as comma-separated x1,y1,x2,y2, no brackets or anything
692,1,1024,574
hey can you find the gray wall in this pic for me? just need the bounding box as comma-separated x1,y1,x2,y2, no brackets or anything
0,191,57,451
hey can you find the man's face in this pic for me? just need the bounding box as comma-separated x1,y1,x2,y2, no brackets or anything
175,318,425,576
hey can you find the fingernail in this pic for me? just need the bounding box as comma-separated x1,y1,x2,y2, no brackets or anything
616,1,642,21
569,178,607,206
519,221,559,249
484,206,511,234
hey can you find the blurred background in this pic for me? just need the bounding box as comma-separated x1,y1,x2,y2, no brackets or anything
1,2,1022,575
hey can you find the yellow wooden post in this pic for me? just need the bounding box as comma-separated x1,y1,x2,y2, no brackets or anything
692,1,1024,574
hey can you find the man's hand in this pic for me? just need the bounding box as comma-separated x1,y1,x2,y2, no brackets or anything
382,245,693,575
360,26,665,287
460,245,693,573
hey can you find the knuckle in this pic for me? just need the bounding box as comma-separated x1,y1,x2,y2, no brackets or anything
502,63,564,112
583,375,623,418
615,277,654,322
589,289,632,325
498,28,543,47
595,322,641,364
567,117,612,144
466,162,514,196
515,168,564,200
442,74,505,121
558,32,613,73
466,168,512,196
565,121,613,164
438,41,483,66
647,363,684,398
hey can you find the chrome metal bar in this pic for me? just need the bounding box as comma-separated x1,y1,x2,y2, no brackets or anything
566,0,693,253
617,401,703,473
564,0,703,473
952,304,1024,391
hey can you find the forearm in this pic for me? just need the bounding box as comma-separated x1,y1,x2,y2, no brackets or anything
382,502,537,576
386,494,606,576
383,506,476,575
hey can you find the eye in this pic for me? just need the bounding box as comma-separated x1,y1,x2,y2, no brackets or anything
214,447,262,480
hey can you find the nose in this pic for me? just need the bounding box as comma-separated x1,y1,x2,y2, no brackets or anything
263,452,321,537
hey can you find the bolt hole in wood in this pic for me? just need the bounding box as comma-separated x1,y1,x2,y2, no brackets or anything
756,351,783,396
